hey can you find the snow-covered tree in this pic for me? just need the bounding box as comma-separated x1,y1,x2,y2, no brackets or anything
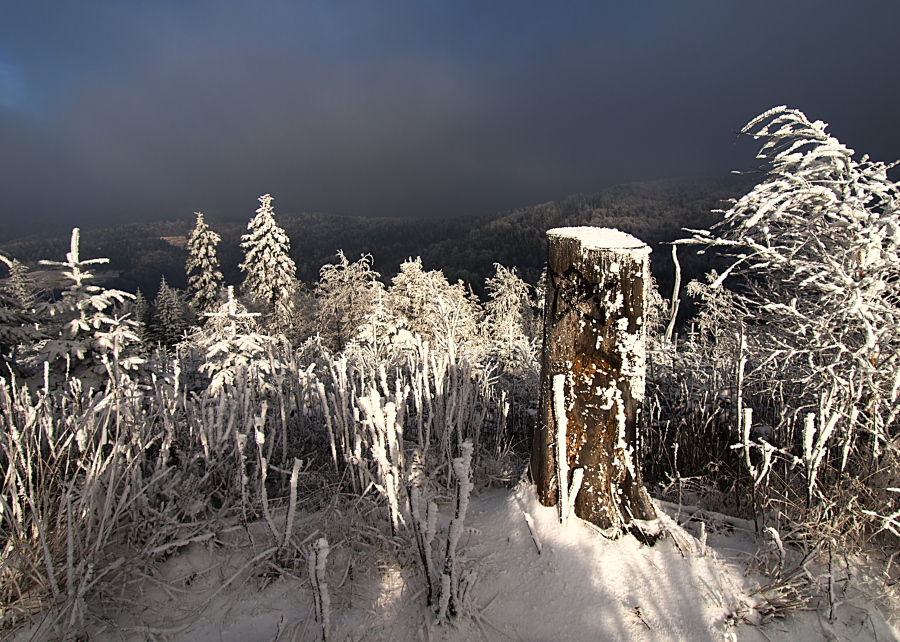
38,228,142,386
150,276,188,348
388,257,447,339
387,257,483,360
349,282,414,367
315,251,381,351
684,106,900,504
0,254,42,375
186,211,224,316
426,277,482,363
239,194,297,320
129,288,153,348
192,286,288,395
2,257,40,309
483,263,538,368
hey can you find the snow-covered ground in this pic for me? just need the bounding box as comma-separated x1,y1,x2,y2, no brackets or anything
14,484,899,641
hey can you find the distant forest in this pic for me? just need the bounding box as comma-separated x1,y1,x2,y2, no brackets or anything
0,175,756,309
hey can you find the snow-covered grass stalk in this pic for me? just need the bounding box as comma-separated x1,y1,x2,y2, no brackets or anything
405,342,493,482
320,355,365,492
315,379,339,472
307,537,331,641
438,440,474,621
283,457,303,547
408,450,439,607
357,384,408,533
553,374,570,524
740,406,755,479
0,375,157,630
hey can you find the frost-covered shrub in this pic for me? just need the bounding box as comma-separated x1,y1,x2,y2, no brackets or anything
681,106,900,539
346,283,416,371
315,251,382,351
482,263,540,375
387,257,485,364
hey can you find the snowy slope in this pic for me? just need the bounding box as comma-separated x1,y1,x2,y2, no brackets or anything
14,485,898,641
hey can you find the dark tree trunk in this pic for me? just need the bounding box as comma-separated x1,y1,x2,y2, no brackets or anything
531,227,657,535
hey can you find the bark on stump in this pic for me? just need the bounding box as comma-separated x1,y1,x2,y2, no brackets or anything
531,227,657,535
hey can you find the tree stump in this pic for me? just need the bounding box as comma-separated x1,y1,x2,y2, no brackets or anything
531,227,657,535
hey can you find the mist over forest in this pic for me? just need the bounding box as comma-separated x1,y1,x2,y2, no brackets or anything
0,174,753,305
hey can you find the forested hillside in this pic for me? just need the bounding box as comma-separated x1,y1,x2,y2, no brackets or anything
0,175,753,300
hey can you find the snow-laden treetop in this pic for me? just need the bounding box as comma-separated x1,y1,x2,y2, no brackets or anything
547,227,646,250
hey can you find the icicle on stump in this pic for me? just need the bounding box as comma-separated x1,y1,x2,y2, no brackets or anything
531,227,657,536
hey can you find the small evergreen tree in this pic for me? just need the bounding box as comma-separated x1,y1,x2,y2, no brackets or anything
239,194,297,323
186,211,224,316
130,288,153,348
2,257,40,309
38,228,142,386
0,254,43,376
193,286,288,395
150,276,188,348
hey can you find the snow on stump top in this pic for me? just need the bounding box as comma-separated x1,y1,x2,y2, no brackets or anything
547,227,647,250
532,226,657,538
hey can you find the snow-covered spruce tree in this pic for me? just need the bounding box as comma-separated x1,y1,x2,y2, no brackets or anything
192,286,289,395
150,276,188,348
685,106,900,514
186,211,224,316
129,288,153,348
37,228,142,387
2,256,41,309
239,194,297,331
0,255,43,376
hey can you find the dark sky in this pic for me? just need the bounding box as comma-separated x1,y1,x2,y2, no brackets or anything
1,1,898,239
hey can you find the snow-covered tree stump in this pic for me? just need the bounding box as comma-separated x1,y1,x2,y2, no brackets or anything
531,227,656,535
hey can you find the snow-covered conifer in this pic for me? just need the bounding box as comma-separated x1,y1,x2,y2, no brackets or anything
38,228,142,386
239,194,297,316
150,276,188,347
186,211,224,315
0,255,42,374
130,288,152,347
2,257,40,309
193,286,288,394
